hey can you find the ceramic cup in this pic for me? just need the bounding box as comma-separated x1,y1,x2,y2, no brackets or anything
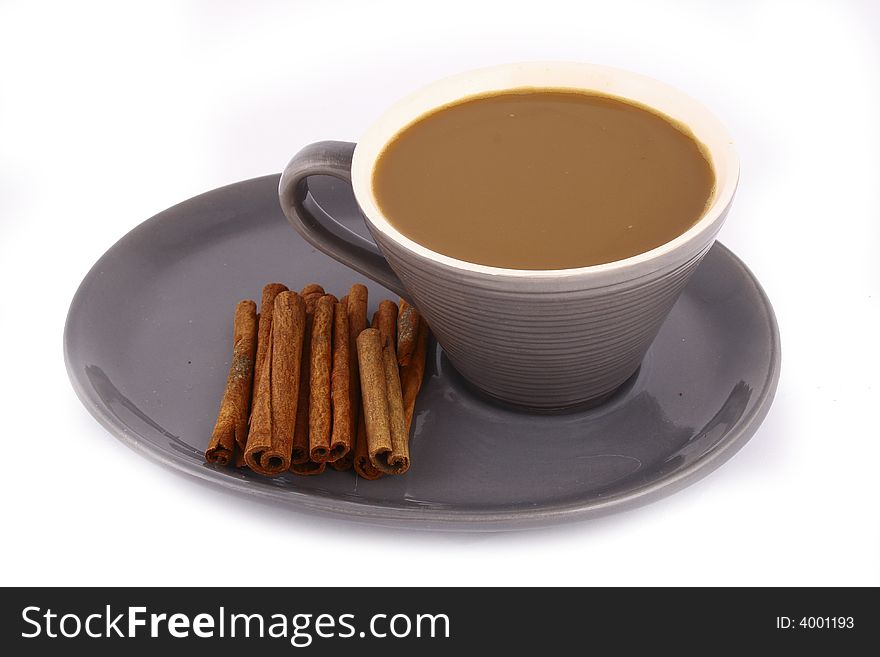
279,62,739,409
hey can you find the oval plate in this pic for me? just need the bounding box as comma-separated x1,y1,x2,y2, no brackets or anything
64,174,780,530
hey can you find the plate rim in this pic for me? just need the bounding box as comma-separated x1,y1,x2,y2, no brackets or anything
63,174,781,531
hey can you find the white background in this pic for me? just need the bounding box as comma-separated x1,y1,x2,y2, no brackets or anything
1,0,878,586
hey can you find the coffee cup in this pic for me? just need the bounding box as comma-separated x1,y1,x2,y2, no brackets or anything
279,62,738,409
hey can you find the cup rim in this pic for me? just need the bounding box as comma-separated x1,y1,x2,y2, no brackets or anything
350,61,739,278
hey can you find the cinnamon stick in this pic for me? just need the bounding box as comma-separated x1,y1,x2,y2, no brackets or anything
237,283,287,466
397,298,420,366
328,301,352,462
248,301,276,467
378,341,410,474
291,286,322,466
309,295,334,462
338,284,369,473
353,408,382,479
354,305,384,478
244,291,306,475
206,299,258,466
290,287,335,474
370,300,408,472
357,328,394,472
401,317,430,434
374,299,398,348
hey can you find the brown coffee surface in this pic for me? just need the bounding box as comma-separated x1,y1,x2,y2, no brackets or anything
372,91,714,269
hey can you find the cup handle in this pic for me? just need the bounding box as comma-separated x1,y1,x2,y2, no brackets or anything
278,140,408,298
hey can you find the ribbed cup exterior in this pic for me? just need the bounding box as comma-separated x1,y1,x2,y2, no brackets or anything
373,231,718,409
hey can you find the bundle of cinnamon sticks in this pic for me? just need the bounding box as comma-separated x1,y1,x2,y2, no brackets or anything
205,283,429,480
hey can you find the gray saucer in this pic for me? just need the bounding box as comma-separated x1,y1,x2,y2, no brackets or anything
64,174,780,530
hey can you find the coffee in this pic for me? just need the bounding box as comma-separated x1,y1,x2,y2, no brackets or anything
372,90,714,269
